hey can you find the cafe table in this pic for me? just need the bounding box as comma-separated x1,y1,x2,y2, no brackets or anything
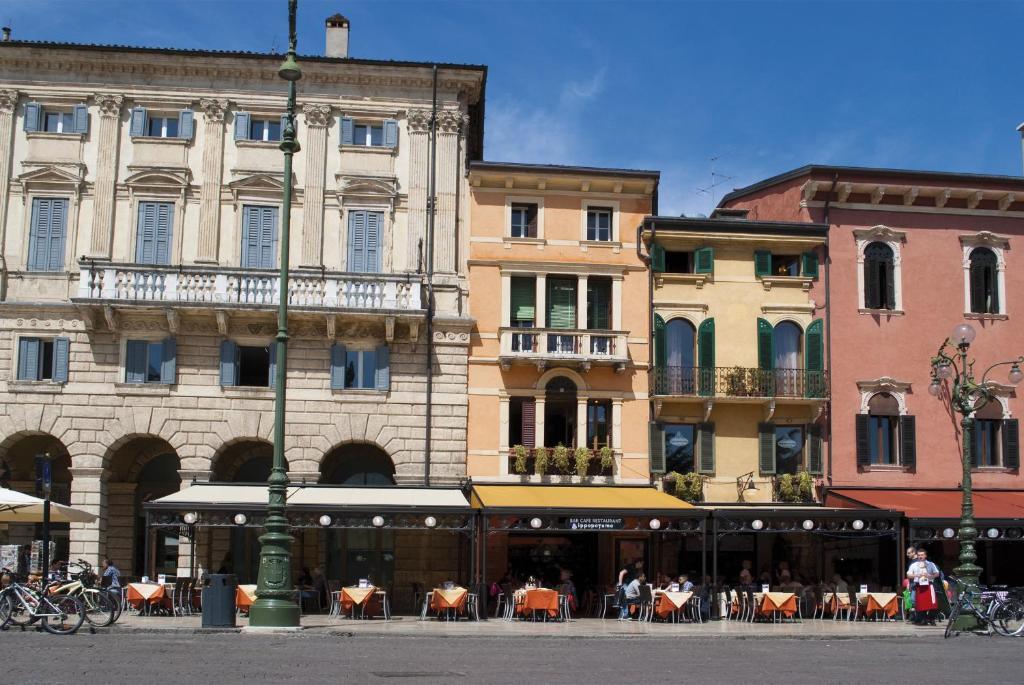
126,582,168,613
427,586,470,621
857,592,900,620
654,590,692,621
513,587,559,621
340,585,389,619
758,592,798,620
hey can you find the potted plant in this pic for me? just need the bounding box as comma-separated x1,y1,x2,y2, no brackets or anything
598,446,615,474
776,473,798,503
552,444,570,474
724,366,748,396
574,446,591,477
676,472,704,503
534,446,550,476
796,469,815,502
512,444,529,475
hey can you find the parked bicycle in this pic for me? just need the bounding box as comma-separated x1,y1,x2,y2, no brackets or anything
47,560,120,627
0,567,86,635
944,575,1024,638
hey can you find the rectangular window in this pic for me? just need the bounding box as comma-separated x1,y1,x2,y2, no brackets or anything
27,197,68,272
586,399,611,450
586,277,612,330
147,115,180,138
586,207,613,242
344,349,378,389
546,278,578,353
510,203,538,238
241,205,278,269
353,123,384,147
975,419,1002,467
510,276,536,352
869,416,897,465
664,424,696,474
347,210,383,273
237,345,271,387
17,337,69,383
125,340,163,383
43,111,74,133
771,254,800,277
775,426,805,475
249,118,282,142
665,251,693,274
135,201,174,265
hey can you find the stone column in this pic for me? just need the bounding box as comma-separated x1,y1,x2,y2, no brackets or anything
577,275,589,329
406,109,431,272
576,399,588,450
88,94,124,259
300,104,332,267
0,89,18,276
432,110,463,274
67,467,108,568
535,397,546,450
196,99,228,263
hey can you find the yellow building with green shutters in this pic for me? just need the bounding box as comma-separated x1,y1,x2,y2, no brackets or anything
644,213,829,503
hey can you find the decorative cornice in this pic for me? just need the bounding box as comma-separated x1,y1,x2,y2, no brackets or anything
93,93,124,117
856,376,912,393
0,89,18,113
199,97,229,123
853,224,906,244
959,230,1010,250
302,103,332,128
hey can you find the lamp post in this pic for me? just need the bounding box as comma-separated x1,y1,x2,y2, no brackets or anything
929,322,1023,626
249,0,302,628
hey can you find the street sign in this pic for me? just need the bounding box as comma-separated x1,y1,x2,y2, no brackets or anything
565,517,624,531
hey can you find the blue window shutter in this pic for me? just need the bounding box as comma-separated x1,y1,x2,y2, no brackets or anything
241,205,254,268
73,104,89,134
52,337,70,384
47,198,67,272
255,207,277,269
375,345,390,390
340,116,354,145
27,198,50,271
17,338,40,381
178,109,194,139
268,341,278,388
220,340,238,386
383,119,398,148
136,202,157,263
330,343,347,390
366,212,381,273
160,337,176,384
234,112,250,141
23,102,41,132
129,107,147,137
155,202,173,265
125,340,147,383
348,210,366,272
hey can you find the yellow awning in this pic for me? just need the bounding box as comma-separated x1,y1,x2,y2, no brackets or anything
471,485,693,511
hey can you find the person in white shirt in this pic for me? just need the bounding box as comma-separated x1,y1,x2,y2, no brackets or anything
906,548,940,626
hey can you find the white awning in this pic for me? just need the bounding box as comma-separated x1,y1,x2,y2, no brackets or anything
148,484,470,510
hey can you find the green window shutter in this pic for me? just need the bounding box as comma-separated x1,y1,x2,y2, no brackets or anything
900,415,917,469
884,263,896,310
805,319,824,398
546,278,577,329
808,424,823,475
969,261,987,314
510,277,536,324
651,244,666,273
757,318,774,370
649,422,665,474
587,279,611,330
697,318,715,397
855,414,871,467
758,422,776,475
754,250,772,277
1003,419,1020,470
697,422,715,474
801,251,819,279
654,314,667,370
694,246,714,274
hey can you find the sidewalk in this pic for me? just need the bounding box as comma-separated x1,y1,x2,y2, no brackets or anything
110,612,943,639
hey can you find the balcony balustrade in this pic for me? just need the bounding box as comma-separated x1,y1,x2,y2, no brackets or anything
498,327,628,368
652,366,829,399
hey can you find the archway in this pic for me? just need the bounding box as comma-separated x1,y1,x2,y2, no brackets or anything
544,376,577,448
320,443,396,486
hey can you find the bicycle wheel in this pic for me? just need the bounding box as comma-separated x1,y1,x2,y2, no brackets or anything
42,595,85,635
990,598,1024,637
108,590,124,624
82,590,116,627
0,591,35,627
944,602,962,639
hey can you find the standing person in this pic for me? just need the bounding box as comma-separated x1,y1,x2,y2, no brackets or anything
615,558,634,614
907,548,940,625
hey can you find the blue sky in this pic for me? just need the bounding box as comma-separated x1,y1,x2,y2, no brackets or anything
5,0,1023,215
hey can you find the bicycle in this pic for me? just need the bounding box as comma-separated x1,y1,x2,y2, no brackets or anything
944,576,1024,638
47,560,119,627
0,567,86,635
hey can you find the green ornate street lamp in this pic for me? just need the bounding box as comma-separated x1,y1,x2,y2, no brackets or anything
929,322,1023,626
249,0,302,628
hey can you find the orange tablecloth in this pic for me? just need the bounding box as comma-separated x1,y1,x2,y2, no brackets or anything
759,592,797,617
341,586,379,614
515,588,559,618
236,585,257,609
430,587,468,612
654,591,692,619
861,592,899,618
823,592,851,609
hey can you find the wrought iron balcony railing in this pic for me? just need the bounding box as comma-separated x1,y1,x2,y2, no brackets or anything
652,366,829,399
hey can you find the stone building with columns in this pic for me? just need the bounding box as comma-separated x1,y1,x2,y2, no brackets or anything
0,24,485,580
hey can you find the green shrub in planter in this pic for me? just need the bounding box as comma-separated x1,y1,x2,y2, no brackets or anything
512,445,528,475
598,446,615,473
574,447,592,477
534,447,550,476
552,444,570,474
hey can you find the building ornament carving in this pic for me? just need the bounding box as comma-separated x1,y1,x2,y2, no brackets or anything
301,103,333,128
199,98,229,122
94,93,124,117
856,377,912,415
436,109,465,134
0,89,19,113
407,108,432,134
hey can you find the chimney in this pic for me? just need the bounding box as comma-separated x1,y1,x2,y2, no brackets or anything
325,13,349,58
1,27,11,42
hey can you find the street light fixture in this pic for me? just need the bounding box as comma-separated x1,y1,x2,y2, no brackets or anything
249,0,302,629
929,322,1023,627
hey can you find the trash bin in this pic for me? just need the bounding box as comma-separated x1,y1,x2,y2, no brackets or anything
201,573,238,628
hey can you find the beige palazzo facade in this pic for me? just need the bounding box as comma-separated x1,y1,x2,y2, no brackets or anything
0,23,485,579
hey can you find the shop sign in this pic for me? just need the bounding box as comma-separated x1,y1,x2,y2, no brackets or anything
566,517,624,530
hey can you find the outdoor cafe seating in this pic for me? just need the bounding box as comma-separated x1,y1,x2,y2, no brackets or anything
419,582,480,621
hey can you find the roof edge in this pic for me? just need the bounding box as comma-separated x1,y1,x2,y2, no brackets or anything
471,160,660,180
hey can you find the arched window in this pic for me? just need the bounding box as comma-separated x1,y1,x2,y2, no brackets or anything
867,393,900,466
864,242,895,310
969,247,999,314
773,321,802,369
544,376,578,447
666,319,696,394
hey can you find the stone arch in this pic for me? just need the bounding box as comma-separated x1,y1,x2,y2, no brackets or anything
320,442,396,485
211,438,279,482
534,367,588,392
0,432,72,499
0,407,78,461
91,407,188,470
306,415,404,476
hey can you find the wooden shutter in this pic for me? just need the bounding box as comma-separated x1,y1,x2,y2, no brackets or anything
863,258,880,309
808,424,823,475
521,398,536,449
654,314,667,370
801,251,819,279
805,319,824,398
154,203,173,265
72,104,89,134
46,198,67,272
757,318,774,370
234,112,250,140
1003,419,1020,470
649,422,666,474
136,202,158,264
125,340,148,383
375,344,390,390
694,246,714,274
28,198,66,272
383,119,398,148
129,106,147,137
510,277,536,324
900,415,916,469
330,343,347,390
260,207,277,269
340,116,354,145
178,109,194,139
546,278,577,329
884,262,896,310
241,206,258,268
697,422,715,474
365,212,382,273
650,244,665,273
855,414,871,467
697,318,715,397
969,260,987,314
219,340,238,386
348,210,367,272
754,250,772,277
268,341,278,388
23,102,41,132
160,337,176,385
587,279,610,330
17,338,40,381
758,422,776,474
52,337,70,384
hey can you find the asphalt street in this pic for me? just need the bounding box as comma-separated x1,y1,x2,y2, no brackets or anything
1,631,1021,685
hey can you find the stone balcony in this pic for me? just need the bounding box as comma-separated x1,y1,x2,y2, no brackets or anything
497,327,628,372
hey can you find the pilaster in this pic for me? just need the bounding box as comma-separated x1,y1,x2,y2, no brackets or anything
407,109,431,272
67,466,108,567
432,110,464,275
0,90,18,273
196,98,228,263
88,94,124,259
300,103,332,267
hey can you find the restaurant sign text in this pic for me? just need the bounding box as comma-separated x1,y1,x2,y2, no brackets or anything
566,517,624,530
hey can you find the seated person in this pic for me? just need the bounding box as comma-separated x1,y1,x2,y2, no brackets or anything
777,570,803,593
559,569,577,610
737,569,754,589
619,572,646,620
677,574,695,593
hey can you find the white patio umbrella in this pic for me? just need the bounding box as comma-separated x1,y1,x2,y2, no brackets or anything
0,487,97,523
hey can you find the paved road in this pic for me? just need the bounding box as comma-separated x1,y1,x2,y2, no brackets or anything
1,631,1021,684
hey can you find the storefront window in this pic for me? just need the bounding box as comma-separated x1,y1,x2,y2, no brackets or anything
775,426,804,475
664,424,695,474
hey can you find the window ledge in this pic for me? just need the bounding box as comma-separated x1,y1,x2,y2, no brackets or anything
222,386,274,398
331,388,388,400
130,136,189,146
858,308,905,316
115,382,172,396
236,139,281,149
972,466,1016,474
655,273,710,289
8,380,64,394
26,131,84,140
503,237,545,247
759,276,813,291
964,312,1008,321
580,240,622,250
339,144,395,154
859,464,911,473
